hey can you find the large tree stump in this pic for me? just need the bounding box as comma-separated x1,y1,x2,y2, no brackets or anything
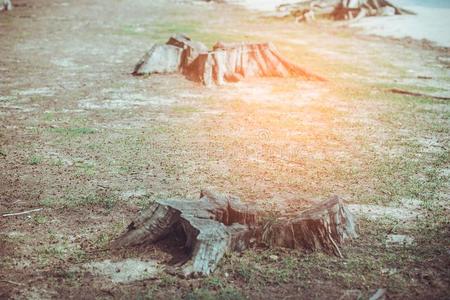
112,190,357,277
132,34,325,85
184,42,325,86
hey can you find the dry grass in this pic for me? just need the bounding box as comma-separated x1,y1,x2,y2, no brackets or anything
0,0,449,299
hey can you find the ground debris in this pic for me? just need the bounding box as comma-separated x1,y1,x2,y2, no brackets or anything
386,234,415,247
389,88,450,101
2,208,43,217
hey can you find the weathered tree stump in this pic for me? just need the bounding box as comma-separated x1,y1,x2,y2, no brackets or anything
132,34,325,85
278,0,414,23
132,34,208,76
167,34,209,71
186,42,325,85
333,0,415,21
112,190,358,277
132,44,183,75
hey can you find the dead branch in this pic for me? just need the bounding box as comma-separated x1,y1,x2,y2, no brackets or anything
390,88,450,101
2,208,43,217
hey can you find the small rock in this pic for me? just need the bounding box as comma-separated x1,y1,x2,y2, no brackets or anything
178,280,190,290
121,189,147,201
190,279,201,290
381,268,397,275
369,288,386,300
269,255,279,261
386,234,415,247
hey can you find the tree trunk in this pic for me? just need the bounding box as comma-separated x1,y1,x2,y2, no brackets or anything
111,189,358,277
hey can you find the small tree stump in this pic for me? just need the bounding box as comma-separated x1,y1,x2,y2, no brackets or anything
112,190,358,277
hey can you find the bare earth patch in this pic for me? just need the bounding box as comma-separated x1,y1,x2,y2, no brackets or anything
0,0,449,299
79,259,160,283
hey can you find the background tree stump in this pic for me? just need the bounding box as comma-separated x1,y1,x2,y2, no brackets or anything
132,34,325,85
278,0,415,23
112,190,358,277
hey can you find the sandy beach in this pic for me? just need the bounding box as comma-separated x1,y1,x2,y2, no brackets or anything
1,0,449,298
351,0,450,47
233,0,450,47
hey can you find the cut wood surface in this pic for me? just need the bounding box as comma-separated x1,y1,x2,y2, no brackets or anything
112,189,358,277
132,34,325,85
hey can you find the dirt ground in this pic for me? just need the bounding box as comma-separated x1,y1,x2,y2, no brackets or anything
0,0,449,299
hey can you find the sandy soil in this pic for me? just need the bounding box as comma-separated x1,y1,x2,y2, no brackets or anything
0,0,449,299
350,2,450,48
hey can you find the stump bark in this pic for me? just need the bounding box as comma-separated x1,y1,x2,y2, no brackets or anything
132,34,325,85
132,44,183,75
112,189,357,277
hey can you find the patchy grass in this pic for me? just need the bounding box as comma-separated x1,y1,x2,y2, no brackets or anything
171,105,201,114
39,192,119,210
37,242,86,266
48,127,97,137
28,154,43,165
1,0,449,299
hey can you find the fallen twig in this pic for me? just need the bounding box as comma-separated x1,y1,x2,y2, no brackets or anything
0,279,24,286
2,208,43,217
369,288,387,300
390,88,450,101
